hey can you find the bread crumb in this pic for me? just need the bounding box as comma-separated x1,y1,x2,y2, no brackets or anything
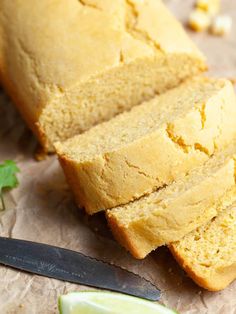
34,145,48,161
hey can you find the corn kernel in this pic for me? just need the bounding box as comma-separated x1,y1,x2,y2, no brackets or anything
196,0,220,16
188,9,211,32
210,15,232,36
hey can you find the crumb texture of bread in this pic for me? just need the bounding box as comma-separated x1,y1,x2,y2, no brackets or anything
169,204,236,291
55,78,236,214
0,0,206,151
106,141,236,258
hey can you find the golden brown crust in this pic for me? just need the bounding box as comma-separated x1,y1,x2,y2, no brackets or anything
169,244,236,291
169,245,219,291
57,154,87,209
106,212,145,259
0,65,50,151
169,207,236,291
1,82,37,145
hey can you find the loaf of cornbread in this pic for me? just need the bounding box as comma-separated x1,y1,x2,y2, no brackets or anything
56,78,236,214
170,204,236,291
0,0,206,151
106,141,236,259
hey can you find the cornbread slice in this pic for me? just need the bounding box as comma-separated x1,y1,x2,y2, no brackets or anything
106,142,236,259
169,204,236,291
56,78,236,214
0,0,206,151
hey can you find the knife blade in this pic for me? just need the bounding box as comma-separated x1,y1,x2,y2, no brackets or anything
0,237,160,301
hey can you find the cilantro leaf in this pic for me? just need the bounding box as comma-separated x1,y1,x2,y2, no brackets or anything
0,160,20,210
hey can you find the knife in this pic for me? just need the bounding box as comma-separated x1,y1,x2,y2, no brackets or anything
0,237,160,301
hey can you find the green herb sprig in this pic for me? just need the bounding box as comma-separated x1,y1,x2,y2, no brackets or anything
0,160,20,210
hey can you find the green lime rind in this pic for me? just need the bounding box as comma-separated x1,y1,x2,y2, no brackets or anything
58,291,178,314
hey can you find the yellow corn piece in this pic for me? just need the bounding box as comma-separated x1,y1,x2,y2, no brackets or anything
196,0,220,16
188,9,211,32
210,15,232,36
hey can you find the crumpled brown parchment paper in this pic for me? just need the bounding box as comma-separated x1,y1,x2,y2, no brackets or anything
0,1,236,313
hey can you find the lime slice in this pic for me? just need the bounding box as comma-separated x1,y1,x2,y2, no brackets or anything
58,291,177,314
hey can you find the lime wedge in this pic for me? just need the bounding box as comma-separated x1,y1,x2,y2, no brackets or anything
58,291,177,314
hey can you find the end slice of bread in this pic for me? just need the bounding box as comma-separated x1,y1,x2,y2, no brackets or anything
169,204,236,291
56,78,236,214
0,0,206,152
106,142,236,259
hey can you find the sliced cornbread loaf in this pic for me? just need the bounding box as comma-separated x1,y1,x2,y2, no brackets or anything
56,78,236,214
169,204,236,291
106,142,236,259
0,0,206,151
